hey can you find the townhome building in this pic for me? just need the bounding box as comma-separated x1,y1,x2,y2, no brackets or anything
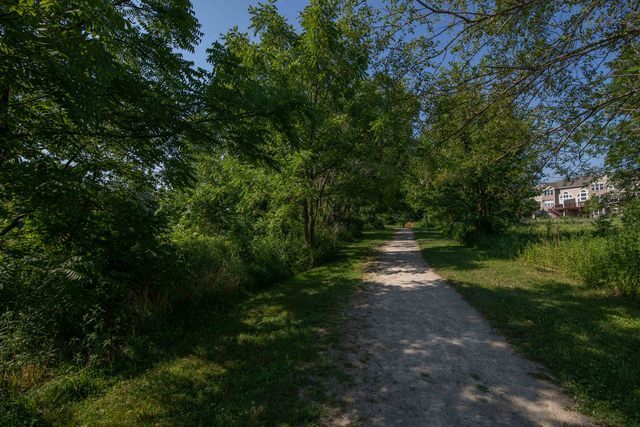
534,176,613,218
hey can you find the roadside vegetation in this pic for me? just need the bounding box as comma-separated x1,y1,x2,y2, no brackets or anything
466,218,640,299
402,3,640,420
2,228,392,425
520,220,640,299
415,226,640,425
1,2,413,424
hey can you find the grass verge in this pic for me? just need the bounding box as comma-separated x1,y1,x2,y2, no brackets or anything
414,228,640,426
6,229,392,426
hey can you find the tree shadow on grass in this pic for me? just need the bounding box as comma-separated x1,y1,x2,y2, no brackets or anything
414,230,640,424
450,279,640,424
72,230,391,425
328,229,639,425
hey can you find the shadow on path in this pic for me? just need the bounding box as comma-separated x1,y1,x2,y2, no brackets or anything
330,229,594,427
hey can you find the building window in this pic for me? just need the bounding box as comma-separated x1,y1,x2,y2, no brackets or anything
543,188,554,196
577,189,588,202
561,191,573,200
591,182,605,191
544,201,554,208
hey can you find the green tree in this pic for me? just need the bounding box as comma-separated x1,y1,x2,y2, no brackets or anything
208,0,418,245
383,0,639,204
603,41,640,217
0,0,202,242
0,0,203,365
409,77,539,240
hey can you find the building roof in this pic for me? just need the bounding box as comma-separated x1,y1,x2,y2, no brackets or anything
545,176,595,190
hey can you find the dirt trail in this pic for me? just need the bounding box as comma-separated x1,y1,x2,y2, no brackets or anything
329,228,594,426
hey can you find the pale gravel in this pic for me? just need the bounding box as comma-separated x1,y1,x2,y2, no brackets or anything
325,228,595,427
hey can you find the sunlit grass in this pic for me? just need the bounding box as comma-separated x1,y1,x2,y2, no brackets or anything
415,228,640,426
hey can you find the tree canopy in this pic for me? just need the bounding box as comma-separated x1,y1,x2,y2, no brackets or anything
389,1,639,185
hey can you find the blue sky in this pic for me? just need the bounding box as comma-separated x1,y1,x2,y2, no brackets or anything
184,0,309,69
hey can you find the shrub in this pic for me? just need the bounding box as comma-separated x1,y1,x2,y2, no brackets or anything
593,216,614,236
171,230,247,299
246,234,299,286
0,255,130,373
245,227,342,286
600,232,640,297
448,218,640,299
520,230,640,298
310,228,341,264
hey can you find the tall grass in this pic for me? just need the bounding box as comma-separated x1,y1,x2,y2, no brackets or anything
0,219,352,426
471,219,640,299
521,231,640,298
171,230,248,297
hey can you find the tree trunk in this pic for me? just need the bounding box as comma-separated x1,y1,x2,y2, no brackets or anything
302,198,316,246
308,204,316,245
302,199,313,245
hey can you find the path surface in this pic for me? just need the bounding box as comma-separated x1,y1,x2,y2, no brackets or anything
329,229,593,426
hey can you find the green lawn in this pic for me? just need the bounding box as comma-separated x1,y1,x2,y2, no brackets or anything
414,228,640,426
15,229,392,426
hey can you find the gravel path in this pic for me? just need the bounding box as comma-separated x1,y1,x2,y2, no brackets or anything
329,228,594,426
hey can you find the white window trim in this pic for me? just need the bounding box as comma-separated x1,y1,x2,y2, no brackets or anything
577,189,588,202
561,191,573,200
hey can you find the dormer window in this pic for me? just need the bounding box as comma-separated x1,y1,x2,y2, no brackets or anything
591,182,605,191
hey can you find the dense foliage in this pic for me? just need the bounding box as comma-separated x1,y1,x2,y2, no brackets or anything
394,1,639,181
407,79,539,240
1,0,638,424
1,0,204,369
395,0,639,235
0,2,417,421
521,223,640,298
